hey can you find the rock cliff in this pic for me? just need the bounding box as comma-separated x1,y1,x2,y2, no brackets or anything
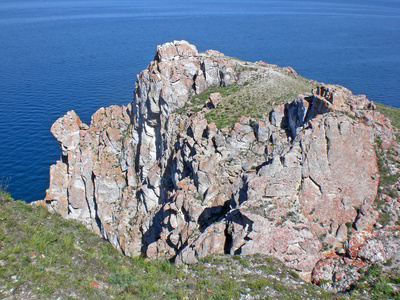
39,41,400,290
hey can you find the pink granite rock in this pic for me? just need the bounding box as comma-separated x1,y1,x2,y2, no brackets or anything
206,92,221,108
38,41,400,291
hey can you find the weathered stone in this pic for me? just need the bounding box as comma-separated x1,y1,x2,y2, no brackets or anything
269,104,285,127
207,92,221,108
311,256,367,291
176,221,226,265
155,40,198,62
312,84,350,106
51,110,82,154
39,41,400,292
353,204,378,232
44,161,69,218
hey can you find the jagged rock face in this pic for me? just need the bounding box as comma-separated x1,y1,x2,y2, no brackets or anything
44,106,139,252
41,41,400,289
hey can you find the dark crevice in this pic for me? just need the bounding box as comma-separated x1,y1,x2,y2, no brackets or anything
224,222,233,254
165,238,178,253
61,154,68,165
91,172,102,235
116,237,125,256
138,188,149,214
192,74,198,94
325,131,331,158
211,138,223,156
140,207,164,256
233,245,244,255
125,105,135,127
255,157,273,173
81,174,94,227
186,126,194,139
200,61,206,80
202,128,208,139
181,205,191,223
198,200,230,232
173,240,189,262
237,180,249,206
309,176,323,194
226,209,254,255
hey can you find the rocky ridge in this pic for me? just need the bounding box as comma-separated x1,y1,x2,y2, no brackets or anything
38,41,400,291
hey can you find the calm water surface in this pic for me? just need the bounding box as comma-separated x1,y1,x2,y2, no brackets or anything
0,0,399,202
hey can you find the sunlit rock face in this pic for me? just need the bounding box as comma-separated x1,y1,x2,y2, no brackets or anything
39,41,400,290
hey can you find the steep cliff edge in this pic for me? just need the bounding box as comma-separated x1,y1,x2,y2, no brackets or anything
38,41,400,290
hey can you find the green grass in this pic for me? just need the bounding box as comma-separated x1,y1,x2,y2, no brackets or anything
375,103,400,146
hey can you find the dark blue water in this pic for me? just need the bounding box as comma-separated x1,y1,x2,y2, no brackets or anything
1,0,399,202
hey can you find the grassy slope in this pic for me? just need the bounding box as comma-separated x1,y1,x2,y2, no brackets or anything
182,69,317,129
0,190,334,299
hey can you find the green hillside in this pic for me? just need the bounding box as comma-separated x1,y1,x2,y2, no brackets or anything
0,189,334,299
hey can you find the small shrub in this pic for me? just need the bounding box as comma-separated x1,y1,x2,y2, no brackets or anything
366,265,382,278
239,258,250,266
109,271,135,287
371,278,393,296
289,270,300,279
261,265,274,273
247,277,270,291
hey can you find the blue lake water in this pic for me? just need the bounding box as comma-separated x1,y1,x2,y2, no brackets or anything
0,0,399,202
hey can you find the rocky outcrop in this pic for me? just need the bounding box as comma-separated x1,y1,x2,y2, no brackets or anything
39,41,400,290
